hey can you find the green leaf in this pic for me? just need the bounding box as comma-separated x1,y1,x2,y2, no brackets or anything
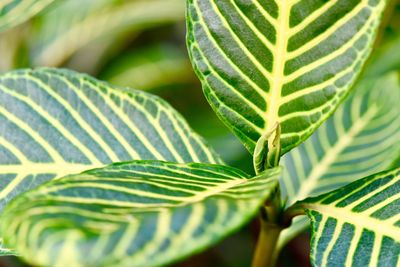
101,45,193,91
186,0,386,157
0,68,222,212
32,0,185,66
299,167,400,266
365,34,400,77
0,0,54,32
0,161,280,267
390,154,400,169
281,73,400,206
277,73,400,248
364,10,400,79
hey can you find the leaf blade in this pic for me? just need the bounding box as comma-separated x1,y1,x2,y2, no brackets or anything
280,73,400,206
299,168,400,266
0,68,223,212
277,73,400,248
187,0,386,156
0,161,280,267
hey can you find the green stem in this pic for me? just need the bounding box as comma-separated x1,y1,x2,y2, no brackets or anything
252,219,282,267
252,188,283,267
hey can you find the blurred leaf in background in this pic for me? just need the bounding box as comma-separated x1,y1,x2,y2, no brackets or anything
0,0,186,72
0,0,54,32
365,0,400,77
30,0,185,71
100,44,194,91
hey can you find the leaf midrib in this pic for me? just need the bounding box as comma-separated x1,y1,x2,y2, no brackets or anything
266,2,291,138
35,177,247,207
304,203,400,240
293,105,379,202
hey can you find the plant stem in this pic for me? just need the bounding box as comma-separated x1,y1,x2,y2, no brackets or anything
252,219,282,267
252,189,283,267
282,203,305,226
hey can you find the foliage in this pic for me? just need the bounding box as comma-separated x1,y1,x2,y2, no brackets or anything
30,0,185,67
277,73,400,249
0,0,54,32
0,68,222,211
300,168,400,266
1,161,280,266
0,1,399,267
187,0,385,158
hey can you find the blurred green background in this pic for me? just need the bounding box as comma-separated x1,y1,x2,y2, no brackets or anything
0,0,399,266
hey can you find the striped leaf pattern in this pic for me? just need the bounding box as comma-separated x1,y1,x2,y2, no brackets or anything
277,73,400,249
187,0,385,157
281,73,400,207
0,68,222,213
0,0,54,32
0,161,280,267
299,168,400,266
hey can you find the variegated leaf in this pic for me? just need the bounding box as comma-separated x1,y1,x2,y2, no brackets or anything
0,161,280,267
281,73,400,206
0,0,54,32
0,68,222,212
299,167,400,266
186,0,385,158
278,73,400,248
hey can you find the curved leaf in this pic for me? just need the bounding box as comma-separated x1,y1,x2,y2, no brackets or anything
277,73,400,248
32,0,185,66
187,0,385,157
281,73,400,206
299,168,400,266
0,68,222,212
0,0,54,32
0,161,280,267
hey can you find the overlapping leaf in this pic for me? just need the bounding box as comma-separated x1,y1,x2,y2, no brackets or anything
187,0,385,157
0,68,222,213
299,168,400,266
0,0,54,32
0,161,280,267
277,73,400,248
280,73,400,206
